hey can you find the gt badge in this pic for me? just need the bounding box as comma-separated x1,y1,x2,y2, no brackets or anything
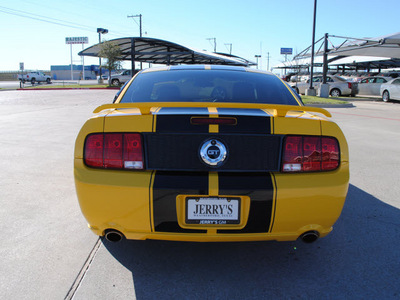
200,139,227,167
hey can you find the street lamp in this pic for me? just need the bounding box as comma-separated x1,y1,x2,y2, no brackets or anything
97,28,108,83
255,55,261,69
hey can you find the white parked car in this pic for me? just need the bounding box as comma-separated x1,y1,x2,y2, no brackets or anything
291,75,358,97
110,69,139,86
380,78,400,102
357,77,391,96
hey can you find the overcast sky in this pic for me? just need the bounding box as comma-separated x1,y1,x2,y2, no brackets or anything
1,0,399,72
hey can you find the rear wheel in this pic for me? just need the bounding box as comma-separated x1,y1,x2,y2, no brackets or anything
382,90,390,102
46,78,51,84
330,88,341,97
31,78,36,84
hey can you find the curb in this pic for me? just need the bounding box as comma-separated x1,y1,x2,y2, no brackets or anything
306,103,354,108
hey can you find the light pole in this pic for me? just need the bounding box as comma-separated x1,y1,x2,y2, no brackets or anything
255,55,261,69
97,28,108,83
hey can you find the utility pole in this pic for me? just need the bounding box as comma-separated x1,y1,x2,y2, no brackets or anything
127,14,142,37
127,14,143,69
207,38,217,52
266,52,270,71
224,43,232,55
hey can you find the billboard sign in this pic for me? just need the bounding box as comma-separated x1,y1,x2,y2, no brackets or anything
280,48,293,55
66,37,89,44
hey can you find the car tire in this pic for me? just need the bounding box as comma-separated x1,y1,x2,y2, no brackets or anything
46,78,51,84
330,88,341,97
111,79,120,86
382,90,390,102
294,87,299,94
31,78,36,84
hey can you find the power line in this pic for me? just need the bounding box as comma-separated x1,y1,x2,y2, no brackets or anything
0,5,94,30
0,5,128,38
0,7,95,32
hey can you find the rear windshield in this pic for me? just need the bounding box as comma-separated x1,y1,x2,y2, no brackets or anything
119,69,300,106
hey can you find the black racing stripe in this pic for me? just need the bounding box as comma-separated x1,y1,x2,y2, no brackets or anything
216,108,271,134
153,171,208,233
156,108,210,133
217,173,274,233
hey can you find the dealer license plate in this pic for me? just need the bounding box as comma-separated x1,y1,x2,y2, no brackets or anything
186,197,240,225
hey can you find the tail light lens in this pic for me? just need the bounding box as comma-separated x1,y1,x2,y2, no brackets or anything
84,133,144,170
348,82,352,89
282,135,339,172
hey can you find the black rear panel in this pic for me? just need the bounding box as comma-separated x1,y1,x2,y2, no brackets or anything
144,133,282,172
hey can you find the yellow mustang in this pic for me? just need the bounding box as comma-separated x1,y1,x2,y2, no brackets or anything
74,65,349,243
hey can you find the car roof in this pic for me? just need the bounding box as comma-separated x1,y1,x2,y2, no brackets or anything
141,64,273,75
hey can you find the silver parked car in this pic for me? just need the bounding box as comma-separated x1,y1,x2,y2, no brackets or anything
291,75,358,97
380,78,400,102
358,77,391,96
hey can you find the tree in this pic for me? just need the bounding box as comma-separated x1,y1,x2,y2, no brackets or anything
98,40,123,86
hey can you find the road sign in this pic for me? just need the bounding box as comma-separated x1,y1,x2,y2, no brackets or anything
65,37,89,44
19,62,24,71
280,48,293,55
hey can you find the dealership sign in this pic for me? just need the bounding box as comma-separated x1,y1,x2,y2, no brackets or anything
65,37,89,44
280,48,293,55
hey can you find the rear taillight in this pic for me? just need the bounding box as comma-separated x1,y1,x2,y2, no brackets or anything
282,135,339,172
84,133,144,170
348,82,352,89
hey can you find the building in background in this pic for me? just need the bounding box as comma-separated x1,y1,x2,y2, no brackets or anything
50,65,108,80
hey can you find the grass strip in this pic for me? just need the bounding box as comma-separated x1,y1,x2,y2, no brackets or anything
301,95,349,105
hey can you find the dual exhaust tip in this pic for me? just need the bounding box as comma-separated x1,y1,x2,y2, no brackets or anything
104,230,124,243
104,229,320,243
300,231,319,243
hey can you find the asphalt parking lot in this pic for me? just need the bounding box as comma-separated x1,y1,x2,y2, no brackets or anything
0,90,399,299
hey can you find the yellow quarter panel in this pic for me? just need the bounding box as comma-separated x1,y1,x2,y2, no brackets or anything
271,113,349,236
74,160,153,234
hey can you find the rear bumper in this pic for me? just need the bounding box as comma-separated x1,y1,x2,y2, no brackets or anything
75,159,349,242
89,224,333,242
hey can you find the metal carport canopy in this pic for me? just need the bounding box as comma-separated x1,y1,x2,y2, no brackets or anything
325,32,400,59
78,37,255,70
273,32,400,71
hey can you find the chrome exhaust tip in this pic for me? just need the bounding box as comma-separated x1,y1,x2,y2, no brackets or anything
300,231,319,243
104,230,124,243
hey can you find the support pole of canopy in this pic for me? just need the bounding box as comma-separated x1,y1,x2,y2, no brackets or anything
131,38,135,75
320,33,329,98
306,0,317,96
323,33,328,84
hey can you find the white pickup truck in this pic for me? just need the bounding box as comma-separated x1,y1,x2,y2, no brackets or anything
18,71,52,84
